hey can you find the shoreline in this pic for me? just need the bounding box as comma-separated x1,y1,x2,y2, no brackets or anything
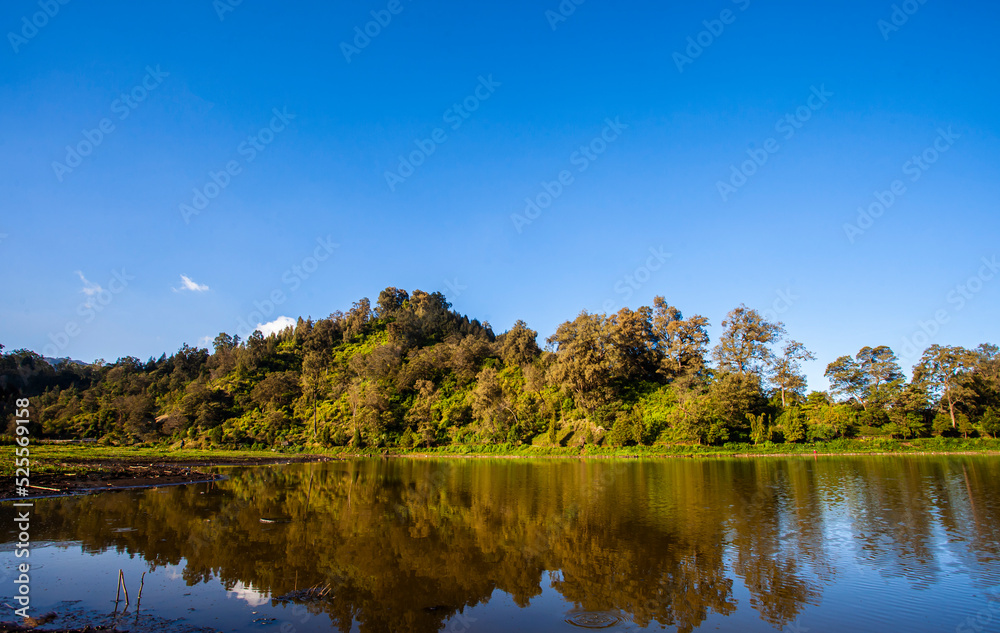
391,450,1000,459
3,442,998,501
1,453,339,501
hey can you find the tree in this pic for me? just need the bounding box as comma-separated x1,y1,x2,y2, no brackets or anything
777,407,805,443
823,356,864,405
404,379,439,447
251,371,301,411
888,382,930,438
471,366,517,440
607,307,657,382
978,407,1000,439
301,351,327,437
546,312,613,412
375,287,409,319
827,404,857,439
824,346,904,410
345,298,373,341
212,333,239,354
450,334,493,382
974,343,1000,386
346,378,390,445
121,394,156,440
769,340,815,407
913,345,976,430
747,412,770,445
708,371,765,439
495,320,541,367
651,297,710,384
971,344,1000,414
712,305,785,377
346,379,366,442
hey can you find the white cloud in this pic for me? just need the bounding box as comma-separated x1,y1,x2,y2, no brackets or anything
256,315,296,337
175,274,209,292
198,335,213,348
75,271,103,308
226,581,269,607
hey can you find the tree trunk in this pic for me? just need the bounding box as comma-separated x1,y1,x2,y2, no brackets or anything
947,390,956,429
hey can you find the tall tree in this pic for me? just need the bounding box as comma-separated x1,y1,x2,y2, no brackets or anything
546,312,613,411
973,343,1000,393
824,346,904,410
769,340,815,407
471,366,517,440
495,320,541,367
375,287,409,319
912,345,976,429
607,307,657,382
651,297,710,383
344,298,373,341
301,350,326,437
712,305,785,377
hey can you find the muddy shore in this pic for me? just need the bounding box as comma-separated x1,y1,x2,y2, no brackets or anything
2,454,337,500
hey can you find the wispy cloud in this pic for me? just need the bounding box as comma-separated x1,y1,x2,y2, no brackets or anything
175,274,209,292
76,271,103,308
256,315,295,337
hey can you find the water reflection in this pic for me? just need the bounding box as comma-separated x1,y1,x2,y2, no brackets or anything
5,457,1000,632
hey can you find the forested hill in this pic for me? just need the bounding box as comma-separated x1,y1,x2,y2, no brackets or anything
2,287,998,448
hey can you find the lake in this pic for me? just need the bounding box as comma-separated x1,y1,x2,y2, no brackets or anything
3,456,1000,632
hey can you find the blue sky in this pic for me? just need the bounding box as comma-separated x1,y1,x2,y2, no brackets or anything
1,0,998,391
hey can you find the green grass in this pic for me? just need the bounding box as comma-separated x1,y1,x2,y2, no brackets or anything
314,436,1000,458
0,444,309,477
4,437,998,477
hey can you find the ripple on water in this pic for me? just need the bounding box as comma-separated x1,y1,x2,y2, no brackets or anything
564,611,624,629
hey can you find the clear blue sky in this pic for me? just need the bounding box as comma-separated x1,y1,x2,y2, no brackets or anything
2,0,998,391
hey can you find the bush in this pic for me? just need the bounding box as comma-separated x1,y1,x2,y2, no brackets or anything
932,413,955,437
978,408,1000,439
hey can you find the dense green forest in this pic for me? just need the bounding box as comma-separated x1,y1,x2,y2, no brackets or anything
2,288,998,448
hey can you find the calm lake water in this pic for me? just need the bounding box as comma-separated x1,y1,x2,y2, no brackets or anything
3,457,1000,633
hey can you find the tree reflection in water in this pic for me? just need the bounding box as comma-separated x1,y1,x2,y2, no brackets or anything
10,457,1000,633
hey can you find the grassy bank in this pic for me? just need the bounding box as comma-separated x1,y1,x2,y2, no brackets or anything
323,436,1000,458
0,444,324,478
5,437,1000,478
